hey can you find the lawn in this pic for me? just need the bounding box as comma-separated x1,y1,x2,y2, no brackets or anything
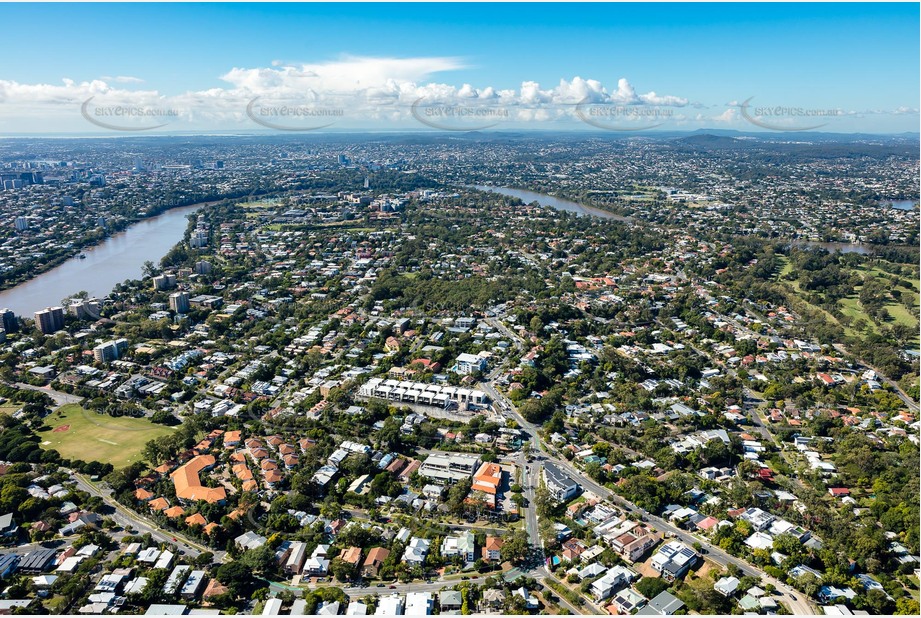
240,199,280,209
778,256,794,278
40,404,176,468
885,302,919,330
780,258,919,341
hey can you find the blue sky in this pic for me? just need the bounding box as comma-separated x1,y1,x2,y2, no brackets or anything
1,2,918,133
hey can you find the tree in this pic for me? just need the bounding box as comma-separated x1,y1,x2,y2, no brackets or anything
142,260,157,278
529,316,543,334
446,478,473,515
151,410,179,426
535,484,556,519
895,597,920,615
320,497,343,519
215,561,258,598
330,557,355,583
500,530,531,565
857,589,894,615
635,576,669,599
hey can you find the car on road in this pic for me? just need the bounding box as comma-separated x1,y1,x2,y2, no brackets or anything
377,584,385,588
389,585,396,589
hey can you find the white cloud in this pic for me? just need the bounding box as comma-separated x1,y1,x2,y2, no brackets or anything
713,108,739,123
0,56,694,131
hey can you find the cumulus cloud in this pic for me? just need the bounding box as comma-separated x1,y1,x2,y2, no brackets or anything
712,108,740,123
0,56,694,131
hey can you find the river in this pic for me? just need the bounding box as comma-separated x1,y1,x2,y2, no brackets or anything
787,240,873,255
0,203,203,316
470,185,633,222
473,185,895,255
881,199,918,211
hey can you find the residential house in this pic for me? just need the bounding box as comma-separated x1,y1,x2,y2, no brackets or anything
441,532,476,562
362,548,390,579
636,591,685,616
482,536,504,562
402,537,431,567
590,565,637,601
650,541,699,581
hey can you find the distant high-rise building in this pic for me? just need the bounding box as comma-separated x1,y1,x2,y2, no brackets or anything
68,298,101,320
169,291,190,314
338,154,349,165
194,260,212,275
153,274,177,291
14,217,28,231
34,306,65,335
61,196,75,206
0,308,18,334
93,338,128,363
93,341,119,363
214,160,224,169
190,231,208,248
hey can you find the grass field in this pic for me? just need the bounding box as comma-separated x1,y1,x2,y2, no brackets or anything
240,199,280,209
778,257,919,341
40,404,176,468
778,257,794,278
0,404,21,416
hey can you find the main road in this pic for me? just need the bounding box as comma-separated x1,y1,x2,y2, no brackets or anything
70,472,223,563
12,381,84,407
480,378,816,615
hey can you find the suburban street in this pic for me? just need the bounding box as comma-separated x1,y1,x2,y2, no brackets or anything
481,375,818,615
13,381,84,407
70,472,222,563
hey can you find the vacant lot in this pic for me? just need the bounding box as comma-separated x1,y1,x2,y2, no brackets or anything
40,404,176,468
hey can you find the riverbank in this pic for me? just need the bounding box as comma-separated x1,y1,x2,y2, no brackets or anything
0,202,210,316
468,185,634,222
0,198,227,296
467,185,917,257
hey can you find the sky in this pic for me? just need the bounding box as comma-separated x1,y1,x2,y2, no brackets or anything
0,2,918,134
